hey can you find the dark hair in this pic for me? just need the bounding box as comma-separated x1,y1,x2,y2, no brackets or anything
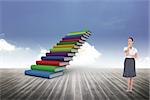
128,36,134,41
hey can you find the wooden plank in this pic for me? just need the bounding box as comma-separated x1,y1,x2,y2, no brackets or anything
0,68,149,100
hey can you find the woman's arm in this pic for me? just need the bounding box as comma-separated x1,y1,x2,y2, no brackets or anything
132,53,138,59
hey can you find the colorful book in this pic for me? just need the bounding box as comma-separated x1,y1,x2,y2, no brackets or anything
57,41,82,46
41,56,72,61
60,39,85,43
62,36,87,41
61,38,81,41
57,41,77,45
46,52,75,56
67,33,91,37
25,70,64,79
31,65,65,72
50,48,78,53
53,44,80,49
64,34,90,39
67,31,91,36
36,60,69,66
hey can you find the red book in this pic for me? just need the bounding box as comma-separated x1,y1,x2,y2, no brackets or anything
61,38,81,42
36,60,69,66
60,39,79,42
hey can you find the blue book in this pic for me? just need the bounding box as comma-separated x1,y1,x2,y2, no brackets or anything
25,70,64,79
65,34,83,38
41,56,72,61
63,34,89,39
46,52,75,57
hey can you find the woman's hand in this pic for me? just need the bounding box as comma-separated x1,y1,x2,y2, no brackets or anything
124,45,130,56
128,44,131,48
132,53,138,59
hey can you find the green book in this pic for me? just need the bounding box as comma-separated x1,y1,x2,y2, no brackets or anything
31,65,65,72
67,32,87,36
70,31,86,34
50,48,78,52
67,30,91,36
57,41,78,45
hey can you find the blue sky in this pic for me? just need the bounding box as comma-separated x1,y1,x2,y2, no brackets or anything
0,0,149,68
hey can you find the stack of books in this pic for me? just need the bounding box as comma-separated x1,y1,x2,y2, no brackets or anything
25,30,92,79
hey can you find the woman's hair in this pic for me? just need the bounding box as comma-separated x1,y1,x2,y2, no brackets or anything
128,36,134,41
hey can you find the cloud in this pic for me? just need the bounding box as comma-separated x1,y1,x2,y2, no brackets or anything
68,42,150,68
69,42,102,67
0,39,15,51
37,48,49,60
0,39,38,68
0,39,149,69
137,57,150,68
0,41,103,68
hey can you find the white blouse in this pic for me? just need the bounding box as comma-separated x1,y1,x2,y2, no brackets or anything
124,47,138,58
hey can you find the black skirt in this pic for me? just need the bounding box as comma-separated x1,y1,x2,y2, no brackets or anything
123,58,136,77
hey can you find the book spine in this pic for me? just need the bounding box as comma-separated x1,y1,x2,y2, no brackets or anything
67,31,86,35
31,65,60,72
25,70,50,78
41,56,64,61
53,45,74,48
51,48,72,50
57,41,78,45
61,38,81,41
69,31,91,34
46,52,68,56
60,39,79,42
50,48,71,52
36,60,60,66
62,36,81,40
67,31,91,36
46,52,75,56
65,34,83,37
60,39,78,42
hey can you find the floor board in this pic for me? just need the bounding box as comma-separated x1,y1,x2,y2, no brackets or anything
0,68,149,100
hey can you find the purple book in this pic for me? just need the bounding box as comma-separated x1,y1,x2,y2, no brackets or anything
46,52,75,57
62,36,81,40
62,36,88,41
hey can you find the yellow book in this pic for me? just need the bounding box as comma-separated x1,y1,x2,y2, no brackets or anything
53,44,80,49
67,31,91,36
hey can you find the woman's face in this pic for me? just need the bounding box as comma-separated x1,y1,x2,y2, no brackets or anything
128,38,133,47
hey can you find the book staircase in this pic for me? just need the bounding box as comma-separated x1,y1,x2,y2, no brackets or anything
25,30,92,79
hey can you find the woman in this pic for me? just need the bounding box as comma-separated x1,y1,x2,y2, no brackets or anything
123,36,138,92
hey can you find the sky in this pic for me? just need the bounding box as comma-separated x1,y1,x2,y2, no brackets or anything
0,0,149,68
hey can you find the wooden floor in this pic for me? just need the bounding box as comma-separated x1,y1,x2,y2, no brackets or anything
0,67,149,100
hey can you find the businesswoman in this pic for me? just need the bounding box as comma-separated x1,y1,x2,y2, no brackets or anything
123,36,138,92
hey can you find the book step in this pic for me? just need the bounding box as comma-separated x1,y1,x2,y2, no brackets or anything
36,60,69,66
67,31,91,35
41,56,72,61
31,65,66,72
57,41,83,46
60,39,85,43
63,34,90,39
62,36,87,41
67,31,91,36
50,48,78,53
53,44,80,49
25,70,64,79
46,52,75,57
